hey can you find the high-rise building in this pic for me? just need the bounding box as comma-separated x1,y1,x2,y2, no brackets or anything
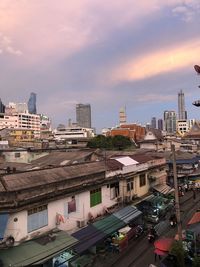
119,107,127,125
178,90,187,120
158,119,163,131
28,92,37,114
76,103,91,128
164,111,177,134
0,98,5,113
151,117,157,129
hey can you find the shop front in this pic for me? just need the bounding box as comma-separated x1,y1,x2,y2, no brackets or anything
70,205,143,267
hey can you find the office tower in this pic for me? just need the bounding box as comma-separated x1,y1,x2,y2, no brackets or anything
178,90,187,120
119,107,127,125
76,103,91,128
28,92,37,114
151,117,157,129
0,98,5,113
164,111,177,134
158,119,163,131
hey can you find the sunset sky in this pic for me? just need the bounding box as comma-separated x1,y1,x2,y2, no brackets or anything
0,0,200,132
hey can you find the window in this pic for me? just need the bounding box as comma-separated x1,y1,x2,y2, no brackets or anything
15,152,20,158
27,205,48,232
110,183,119,199
139,174,146,187
90,188,102,207
127,179,134,192
68,197,76,213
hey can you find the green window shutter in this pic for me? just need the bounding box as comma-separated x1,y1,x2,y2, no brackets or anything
90,189,102,207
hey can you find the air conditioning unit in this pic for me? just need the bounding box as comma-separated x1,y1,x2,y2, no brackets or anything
77,220,86,228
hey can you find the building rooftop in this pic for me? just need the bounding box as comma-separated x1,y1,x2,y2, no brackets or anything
0,161,106,192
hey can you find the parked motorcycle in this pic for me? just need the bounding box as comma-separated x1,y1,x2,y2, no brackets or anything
135,224,144,238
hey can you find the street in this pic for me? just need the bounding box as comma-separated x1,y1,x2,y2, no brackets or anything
94,190,200,267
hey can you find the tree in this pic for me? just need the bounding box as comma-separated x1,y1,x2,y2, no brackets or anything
170,241,186,267
87,135,107,148
112,135,132,150
87,135,133,150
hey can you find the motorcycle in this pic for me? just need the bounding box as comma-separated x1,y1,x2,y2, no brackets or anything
135,224,144,238
169,214,177,228
148,233,156,243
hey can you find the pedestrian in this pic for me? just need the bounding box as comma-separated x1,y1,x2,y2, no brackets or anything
184,183,188,192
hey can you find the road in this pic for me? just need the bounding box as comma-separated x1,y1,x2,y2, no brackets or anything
104,191,200,267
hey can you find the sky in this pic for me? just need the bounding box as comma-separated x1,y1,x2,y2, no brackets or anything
0,0,200,132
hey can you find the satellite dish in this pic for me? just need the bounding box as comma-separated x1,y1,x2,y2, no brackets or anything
192,100,200,107
194,65,200,74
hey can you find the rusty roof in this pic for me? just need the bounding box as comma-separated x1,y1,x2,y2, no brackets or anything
30,150,94,168
131,153,154,163
0,161,106,192
106,159,123,171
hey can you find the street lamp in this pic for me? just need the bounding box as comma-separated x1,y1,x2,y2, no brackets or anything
192,65,200,107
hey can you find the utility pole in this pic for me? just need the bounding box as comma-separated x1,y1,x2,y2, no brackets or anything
171,144,182,241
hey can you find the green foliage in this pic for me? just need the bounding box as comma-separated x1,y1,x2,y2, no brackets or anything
170,241,186,267
87,135,133,150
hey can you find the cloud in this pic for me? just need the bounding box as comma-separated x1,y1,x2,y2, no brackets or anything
112,38,200,82
0,0,196,64
0,33,22,56
172,0,200,22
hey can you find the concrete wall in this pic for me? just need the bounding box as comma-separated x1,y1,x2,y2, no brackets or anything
4,185,117,245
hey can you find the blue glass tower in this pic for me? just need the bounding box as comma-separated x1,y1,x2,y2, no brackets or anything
28,92,37,114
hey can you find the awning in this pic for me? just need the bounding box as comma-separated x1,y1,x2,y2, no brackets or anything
188,211,200,225
113,205,142,224
0,231,78,266
0,213,9,240
93,214,125,236
154,238,174,252
72,224,105,254
152,184,174,195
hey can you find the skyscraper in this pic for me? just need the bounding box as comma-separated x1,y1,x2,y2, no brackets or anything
178,90,187,120
164,111,177,134
28,92,37,114
119,107,127,125
158,119,163,131
0,98,5,113
76,103,91,128
151,117,157,129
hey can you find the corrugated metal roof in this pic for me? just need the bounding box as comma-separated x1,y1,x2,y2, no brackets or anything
72,224,105,254
131,154,154,163
93,215,125,235
0,161,106,192
113,156,138,166
113,205,142,224
152,184,174,195
0,231,77,266
31,150,94,167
